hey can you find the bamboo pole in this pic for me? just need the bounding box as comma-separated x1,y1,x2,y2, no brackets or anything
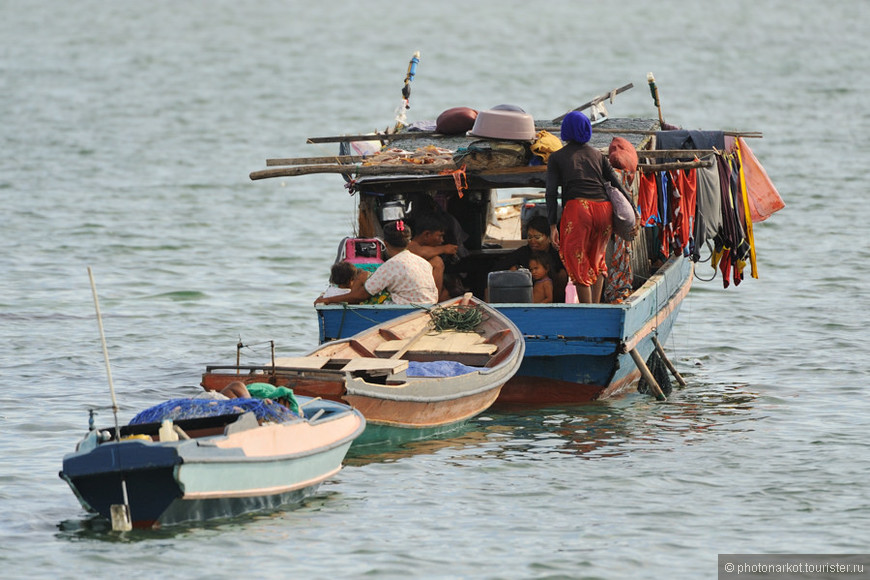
305,128,763,144
637,149,717,158
262,148,713,170
651,336,687,387
580,128,764,138
250,162,457,181
306,132,436,144
551,83,634,123
629,348,666,401
87,267,132,532
266,155,364,166
639,159,714,173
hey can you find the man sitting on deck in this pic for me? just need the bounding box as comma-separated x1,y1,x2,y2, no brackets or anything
408,212,459,301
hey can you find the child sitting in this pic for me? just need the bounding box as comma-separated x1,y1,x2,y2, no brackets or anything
529,251,554,304
321,260,391,304
322,261,368,298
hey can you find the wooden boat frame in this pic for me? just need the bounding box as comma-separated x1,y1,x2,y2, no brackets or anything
203,295,525,445
247,79,773,404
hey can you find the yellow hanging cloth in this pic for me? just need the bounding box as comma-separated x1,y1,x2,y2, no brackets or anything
734,138,759,278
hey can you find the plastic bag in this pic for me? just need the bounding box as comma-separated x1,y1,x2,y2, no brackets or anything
606,184,637,241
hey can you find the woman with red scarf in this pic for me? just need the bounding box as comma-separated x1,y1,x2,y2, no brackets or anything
546,111,635,303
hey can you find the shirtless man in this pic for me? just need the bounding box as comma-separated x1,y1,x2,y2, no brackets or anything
407,213,458,301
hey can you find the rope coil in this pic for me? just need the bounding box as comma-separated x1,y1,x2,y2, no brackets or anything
428,304,485,332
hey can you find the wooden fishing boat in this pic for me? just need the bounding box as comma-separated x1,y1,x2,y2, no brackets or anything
59,396,365,529
315,254,691,405
248,67,782,405
201,294,524,446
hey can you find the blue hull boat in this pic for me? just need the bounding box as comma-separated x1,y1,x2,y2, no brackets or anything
249,73,779,405
317,255,691,405
60,397,365,529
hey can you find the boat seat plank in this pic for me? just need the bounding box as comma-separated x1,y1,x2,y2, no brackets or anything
341,358,409,373
272,356,331,370
273,356,408,374
374,330,497,357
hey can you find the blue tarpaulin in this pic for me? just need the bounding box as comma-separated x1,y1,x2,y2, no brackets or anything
406,360,479,377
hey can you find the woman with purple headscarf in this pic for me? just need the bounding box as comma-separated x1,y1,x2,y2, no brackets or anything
545,111,636,303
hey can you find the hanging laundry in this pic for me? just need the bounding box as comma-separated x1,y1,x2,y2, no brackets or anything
638,172,659,226
693,157,723,261
669,168,697,255
728,136,785,223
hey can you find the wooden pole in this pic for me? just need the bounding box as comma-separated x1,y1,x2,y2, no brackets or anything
651,336,686,387
305,128,763,144
87,267,132,532
647,72,665,126
306,132,433,144
636,149,718,158
639,159,713,173
576,128,764,138
390,322,433,360
267,155,364,166
551,83,634,123
629,347,666,401
250,162,457,181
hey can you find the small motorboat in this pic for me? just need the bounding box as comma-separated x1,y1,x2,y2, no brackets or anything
59,395,365,529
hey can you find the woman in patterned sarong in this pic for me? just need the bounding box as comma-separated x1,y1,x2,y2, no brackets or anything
546,112,636,303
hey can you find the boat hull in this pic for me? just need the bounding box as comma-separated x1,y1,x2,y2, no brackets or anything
316,255,693,405
60,398,365,528
344,375,504,446
201,373,503,447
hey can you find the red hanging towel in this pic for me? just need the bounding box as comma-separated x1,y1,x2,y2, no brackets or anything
638,172,658,226
671,168,697,252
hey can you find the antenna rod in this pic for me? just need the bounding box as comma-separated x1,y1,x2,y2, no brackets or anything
88,267,122,438
87,266,132,530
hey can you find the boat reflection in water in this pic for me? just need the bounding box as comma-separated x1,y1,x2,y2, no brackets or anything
345,379,760,466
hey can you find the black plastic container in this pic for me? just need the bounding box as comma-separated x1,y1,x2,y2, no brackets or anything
487,269,533,303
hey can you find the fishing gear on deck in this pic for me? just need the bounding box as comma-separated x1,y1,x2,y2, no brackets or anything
428,304,485,332
394,51,420,131
402,51,420,109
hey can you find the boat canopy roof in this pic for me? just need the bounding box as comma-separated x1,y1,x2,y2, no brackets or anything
347,117,659,194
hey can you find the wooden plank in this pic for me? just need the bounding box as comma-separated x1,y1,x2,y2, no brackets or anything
348,339,375,358
342,358,409,373
266,155,364,166
272,356,330,370
250,162,458,181
378,328,403,341
375,331,496,357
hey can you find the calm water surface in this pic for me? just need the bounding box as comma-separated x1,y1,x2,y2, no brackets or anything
2,1,869,578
